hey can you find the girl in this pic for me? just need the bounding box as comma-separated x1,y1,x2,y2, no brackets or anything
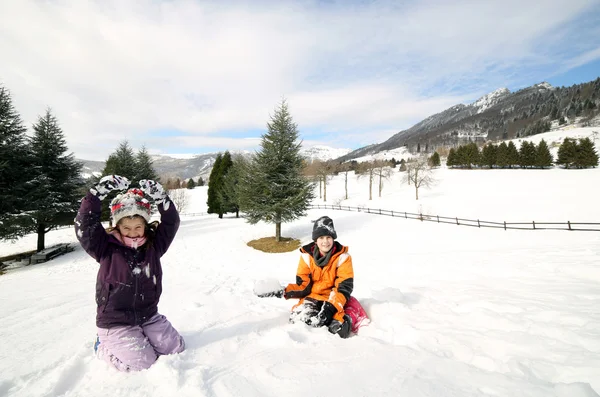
75,175,185,371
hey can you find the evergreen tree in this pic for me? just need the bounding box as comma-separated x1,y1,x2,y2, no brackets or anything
198,176,205,186
575,137,599,168
463,142,480,168
98,141,138,222
134,146,158,182
556,138,578,168
518,141,536,168
28,108,83,251
187,178,196,189
481,143,497,168
0,85,35,240
428,151,441,167
220,154,246,218
535,139,553,169
496,142,509,168
207,153,223,217
446,148,456,168
217,151,236,215
237,100,315,241
506,141,520,168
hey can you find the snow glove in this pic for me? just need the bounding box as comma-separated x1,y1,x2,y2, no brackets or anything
316,301,337,327
256,288,285,298
139,180,167,205
90,175,130,200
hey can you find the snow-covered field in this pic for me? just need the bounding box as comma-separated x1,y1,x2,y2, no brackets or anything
1,129,599,397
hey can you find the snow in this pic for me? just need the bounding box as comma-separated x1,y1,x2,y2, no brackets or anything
1,128,600,397
472,87,511,113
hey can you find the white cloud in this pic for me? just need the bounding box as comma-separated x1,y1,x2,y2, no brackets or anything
0,0,598,160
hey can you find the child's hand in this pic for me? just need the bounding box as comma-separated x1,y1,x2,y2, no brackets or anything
139,180,167,205
90,175,130,200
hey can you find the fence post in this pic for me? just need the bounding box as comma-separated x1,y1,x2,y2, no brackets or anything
504,221,506,230
379,209,381,215
568,221,571,230
477,219,480,228
437,215,439,223
405,212,407,219
391,211,394,217
533,221,536,230
456,217,459,225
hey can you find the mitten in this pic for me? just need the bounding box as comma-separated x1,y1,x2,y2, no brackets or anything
139,180,167,205
316,301,337,327
90,175,130,200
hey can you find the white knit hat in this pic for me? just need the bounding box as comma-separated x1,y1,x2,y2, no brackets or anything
110,188,152,225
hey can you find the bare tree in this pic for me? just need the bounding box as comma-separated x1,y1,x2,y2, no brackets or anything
373,160,393,197
167,188,189,213
357,161,376,200
402,156,436,200
336,162,353,200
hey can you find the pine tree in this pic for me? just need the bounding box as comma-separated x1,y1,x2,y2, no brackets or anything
187,178,196,189
446,148,456,168
220,154,246,218
481,143,497,168
98,141,138,222
575,137,599,168
217,151,237,215
237,100,315,241
506,141,520,168
518,141,536,168
535,139,553,168
0,85,35,240
28,108,83,251
428,151,441,167
556,138,577,168
207,153,223,217
496,142,509,168
134,146,158,182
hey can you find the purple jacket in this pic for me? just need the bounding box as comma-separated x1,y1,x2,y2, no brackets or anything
75,192,180,328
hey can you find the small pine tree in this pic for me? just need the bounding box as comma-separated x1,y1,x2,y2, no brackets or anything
187,178,196,189
207,153,223,217
481,143,498,168
556,138,578,168
518,141,537,168
496,142,509,168
428,152,441,167
506,141,520,168
134,146,159,182
237,100,315,241
575,137,599,168
535,139,553,169
445,149,456,168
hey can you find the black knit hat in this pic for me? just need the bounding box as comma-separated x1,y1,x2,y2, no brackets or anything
312,216,337,240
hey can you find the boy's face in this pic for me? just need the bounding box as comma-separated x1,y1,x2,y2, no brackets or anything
316,235,333,254
117,216,146,238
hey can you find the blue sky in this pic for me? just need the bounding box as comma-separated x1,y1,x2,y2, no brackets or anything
1,0,599,160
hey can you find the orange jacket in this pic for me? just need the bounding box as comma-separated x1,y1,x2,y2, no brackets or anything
284,241,354,322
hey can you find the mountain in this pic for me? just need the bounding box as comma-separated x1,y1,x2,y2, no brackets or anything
337,78,600,162
78,145,350,182
299,145,351,162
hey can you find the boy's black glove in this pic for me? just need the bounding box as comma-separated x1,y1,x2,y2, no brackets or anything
256,288,284,298
316,302,337,327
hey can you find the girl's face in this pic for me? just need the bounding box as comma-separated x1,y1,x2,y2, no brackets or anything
316,235,333,255
117,216,146,238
